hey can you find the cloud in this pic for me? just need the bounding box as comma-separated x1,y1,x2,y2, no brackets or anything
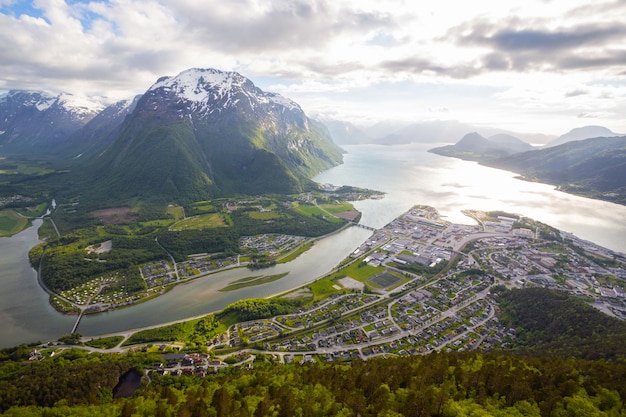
577,112,613,119
565,89,588,97
167,0,393,53
451,19,626,73
0,0,625,134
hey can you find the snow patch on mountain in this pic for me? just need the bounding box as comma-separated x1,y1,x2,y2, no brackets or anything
2,90,104,120
149,68,241,103
148,68,301,115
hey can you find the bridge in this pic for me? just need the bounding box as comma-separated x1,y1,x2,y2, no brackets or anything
352,222,377,232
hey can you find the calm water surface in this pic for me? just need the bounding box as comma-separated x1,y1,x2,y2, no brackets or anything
1,143,625,347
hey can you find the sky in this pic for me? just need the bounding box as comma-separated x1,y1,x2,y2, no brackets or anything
0,0,625,135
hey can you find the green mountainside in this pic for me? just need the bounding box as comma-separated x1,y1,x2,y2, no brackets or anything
78,69,343,206
484,136,626,205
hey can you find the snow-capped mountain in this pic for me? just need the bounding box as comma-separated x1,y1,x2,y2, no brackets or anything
139,68,308,131
81,68,343,203
0,90,104,153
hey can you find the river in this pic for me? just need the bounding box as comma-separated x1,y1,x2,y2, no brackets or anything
1,142,625,347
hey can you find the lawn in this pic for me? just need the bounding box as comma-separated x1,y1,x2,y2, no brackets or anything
170,213,229,230
335,261,386,283
0,209,29,237
308,277,345,300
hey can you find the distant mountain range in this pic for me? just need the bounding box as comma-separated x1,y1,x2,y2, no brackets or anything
427,127,626,206
544,125,622,148
2,75,625,206
318,118,555,146
0,69,343,204
0,90,103,154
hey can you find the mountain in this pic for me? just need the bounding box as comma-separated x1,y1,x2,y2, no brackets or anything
428,132,534,161
360,119,554,146
55,95,142,160
545,125,622,148
82,68,343,203
485,136,626,205
0,90,103,155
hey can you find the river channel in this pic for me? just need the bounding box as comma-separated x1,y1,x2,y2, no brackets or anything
1,142,625,347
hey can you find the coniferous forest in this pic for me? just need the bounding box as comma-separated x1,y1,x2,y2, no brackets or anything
1,288,625,416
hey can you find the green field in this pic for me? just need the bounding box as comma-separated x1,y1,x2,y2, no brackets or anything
319,202,354,213
191,200,217,214
0,209,29,237
170,213,229,230
166,205,185,220
334,260,386,282
295,204,345,223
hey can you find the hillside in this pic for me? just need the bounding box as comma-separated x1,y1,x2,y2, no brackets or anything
428,132,534,161
73,68,343,205
484,136,626,205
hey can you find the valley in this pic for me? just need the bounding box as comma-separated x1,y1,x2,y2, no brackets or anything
27,205,626,365
27,187,378,316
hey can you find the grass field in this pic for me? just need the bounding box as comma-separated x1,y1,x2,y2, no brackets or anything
295,204,345,223
191,201,216,214
335,261,386,282
0,209,29,237
308,277,346,300
319,202,354,214
170,213,228,230
166,205,185,220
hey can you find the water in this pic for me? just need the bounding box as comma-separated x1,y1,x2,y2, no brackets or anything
0,219,75,346
1,142,626,347
315,144,626,252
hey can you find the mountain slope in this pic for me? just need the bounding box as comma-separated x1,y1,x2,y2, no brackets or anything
428,132,534,161
83,68,343,204
0,90,103,155
485,136,626,205
545,125,622,148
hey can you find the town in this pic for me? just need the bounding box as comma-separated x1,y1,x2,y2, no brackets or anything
47,205,625,376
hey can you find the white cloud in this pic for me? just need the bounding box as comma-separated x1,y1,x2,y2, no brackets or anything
0,0,624,134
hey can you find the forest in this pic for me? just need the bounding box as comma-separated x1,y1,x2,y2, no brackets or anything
1,288,625,416
1,350,625,416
